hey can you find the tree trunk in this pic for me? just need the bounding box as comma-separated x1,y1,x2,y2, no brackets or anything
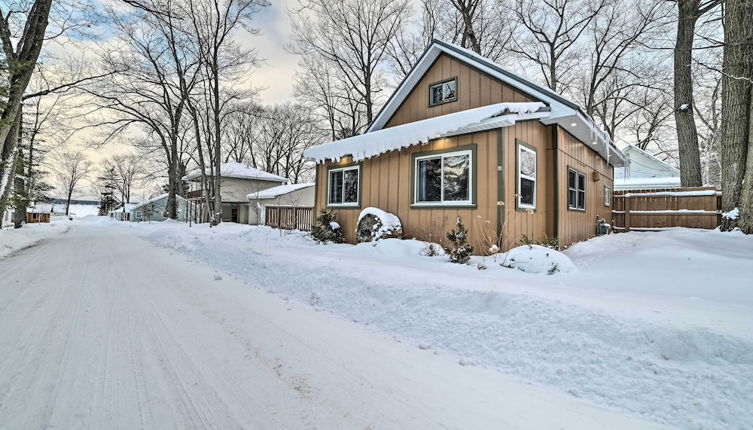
0,110,23,223
65,189,73,216
674,0,704,187
13,173,25,228
719,0,753,231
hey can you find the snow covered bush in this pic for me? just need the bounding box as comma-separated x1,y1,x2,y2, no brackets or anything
445,217,473,264
419,242,445,257
501,244,576,274
356,207,402,242
311,210,344,243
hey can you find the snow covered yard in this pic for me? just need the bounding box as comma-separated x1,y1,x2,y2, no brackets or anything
128,221,753,430
0,219,71,260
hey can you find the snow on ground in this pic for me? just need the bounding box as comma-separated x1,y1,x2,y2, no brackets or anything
0,220,70,259
118,221,753,430
0,220,664,429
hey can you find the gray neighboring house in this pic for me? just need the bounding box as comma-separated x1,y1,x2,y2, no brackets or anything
614,145,680,190
109,202,140,221
247,183,315,225
129,193,187,222
183,163,288,224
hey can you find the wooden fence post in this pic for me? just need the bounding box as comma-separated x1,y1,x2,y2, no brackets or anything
624,194,631,232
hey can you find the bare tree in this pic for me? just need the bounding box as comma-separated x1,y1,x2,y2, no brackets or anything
0,0,53,210
289,0,410,126
510,0,606,93
51,149,93,216
719,0,753,232
672,0,721,187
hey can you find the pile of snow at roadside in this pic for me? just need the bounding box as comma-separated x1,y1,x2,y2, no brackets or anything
0,221,70,259
127,222,753,429
500,244,576,274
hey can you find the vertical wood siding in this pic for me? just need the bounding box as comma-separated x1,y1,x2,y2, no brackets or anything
314,130,501,253
556,128,614,247
384,54,533,128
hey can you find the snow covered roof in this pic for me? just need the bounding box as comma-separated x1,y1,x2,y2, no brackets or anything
28,204,53,213
614,176,682,190
109,202,140,214
183,163,288,183
130,193,185,210
364,39,625,167
304,102,550,163
247,183,315,200
621,145,680,175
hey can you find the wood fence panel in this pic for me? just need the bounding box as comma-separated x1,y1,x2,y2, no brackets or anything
611,187,721,231
265,206,314,231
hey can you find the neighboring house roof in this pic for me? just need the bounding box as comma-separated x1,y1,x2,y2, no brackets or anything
28,204,53,213
305,102,549,163
183,162,288,183
620,145,680,176
130,193,185,211
247,183,315,200
109,202,139,214
361,39,625,167
614,176,682,190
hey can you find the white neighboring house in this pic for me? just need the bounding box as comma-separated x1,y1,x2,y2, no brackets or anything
247,183,315,226
614,145,680,190
108,202,140,221
183,163,288,224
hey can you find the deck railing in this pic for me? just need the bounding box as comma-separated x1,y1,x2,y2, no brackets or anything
265,206,314,231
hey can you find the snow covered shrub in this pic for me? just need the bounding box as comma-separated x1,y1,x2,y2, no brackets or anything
356,207,402,242
311,210,344,243
420,242,445,257
500,244,576,274
445,217,473,264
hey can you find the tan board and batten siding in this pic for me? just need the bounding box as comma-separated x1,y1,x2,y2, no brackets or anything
313,53,614,252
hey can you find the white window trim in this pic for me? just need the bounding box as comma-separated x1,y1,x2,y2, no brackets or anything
604,185,611,207
135,210,143,218
517,145,537,209
568,168,586,211
428,77,458,107
413,149,473,206
327,165,360,207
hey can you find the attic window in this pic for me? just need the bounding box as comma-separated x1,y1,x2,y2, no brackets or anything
429,77,457,107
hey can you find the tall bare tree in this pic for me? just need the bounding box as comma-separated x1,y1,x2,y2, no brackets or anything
673,0,721,186
51,149,92,216
720,0,753,232
511,0,605,93
289,0,410,126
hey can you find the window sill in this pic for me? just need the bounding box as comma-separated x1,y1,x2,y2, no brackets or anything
567,207,587,212
327,204,360,209
411,203,476,209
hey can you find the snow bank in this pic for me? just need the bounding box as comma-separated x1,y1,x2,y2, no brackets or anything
128,222,753,429
500,244,576,274
723,207,740,220
0,222,70,260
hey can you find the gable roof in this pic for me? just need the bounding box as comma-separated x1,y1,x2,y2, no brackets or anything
368,40,624,167
305,102,549,163
130,193,186,211
183,163,288,183
622,145,680,175
247,183,315,200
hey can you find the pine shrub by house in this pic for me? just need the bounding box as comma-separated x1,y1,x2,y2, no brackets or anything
311,210,344,243
445,217,473,264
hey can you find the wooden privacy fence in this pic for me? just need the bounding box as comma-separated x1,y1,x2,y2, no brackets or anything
611,187,722,231
265,206,314,231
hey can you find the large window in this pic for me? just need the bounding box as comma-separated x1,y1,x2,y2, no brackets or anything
568,168,586,210
328,165,360,207
429,77,457,107
517,143,536,209
604,185,611,207
414,149,472,205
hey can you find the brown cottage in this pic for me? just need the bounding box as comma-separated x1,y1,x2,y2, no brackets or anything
304,40,626,252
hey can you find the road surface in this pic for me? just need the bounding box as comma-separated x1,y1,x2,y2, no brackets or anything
0,223,664,429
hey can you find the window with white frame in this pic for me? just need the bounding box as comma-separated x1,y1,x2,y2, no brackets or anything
429,78,457,106
135,210,143,218
568,168,586,210
604,185,611,207
414,149,472,205
517,144,536,209
328,165,360,206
